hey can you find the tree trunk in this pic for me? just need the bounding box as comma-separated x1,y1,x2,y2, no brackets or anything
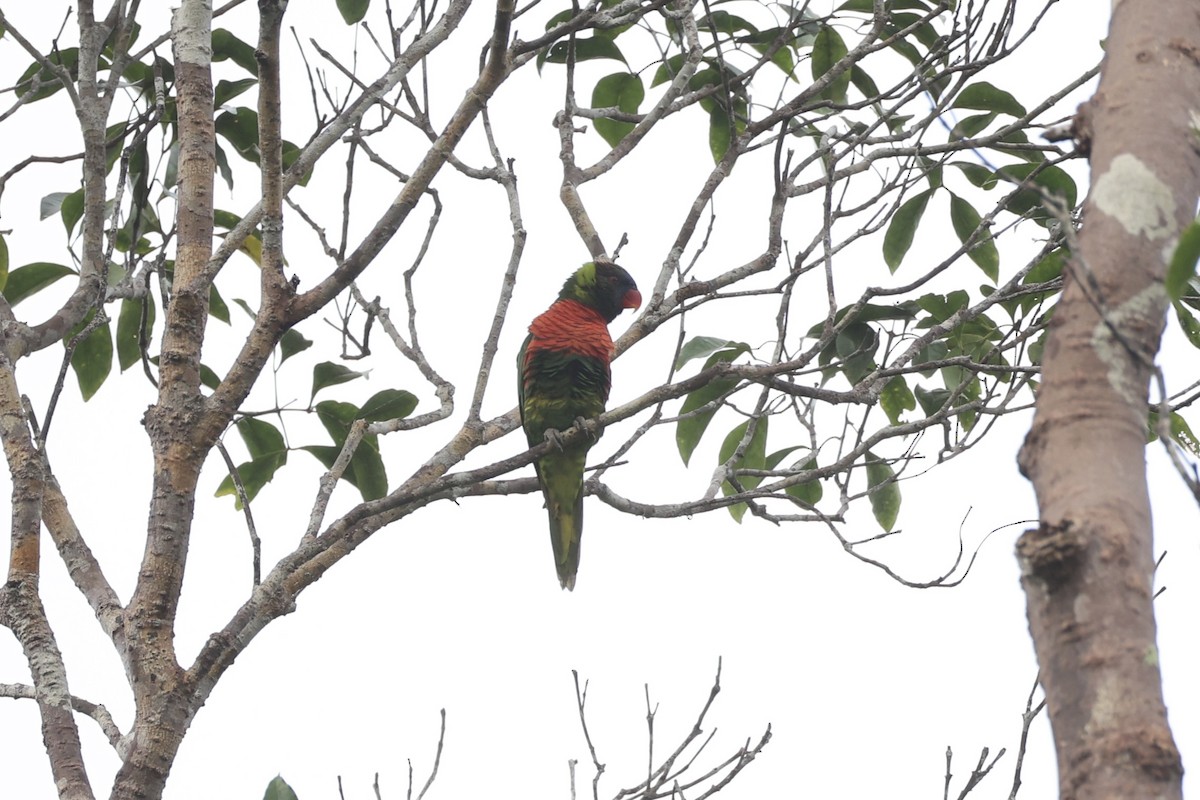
1017,2,1200,798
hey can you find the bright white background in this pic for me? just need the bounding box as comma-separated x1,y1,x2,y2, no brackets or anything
3,3,1198,799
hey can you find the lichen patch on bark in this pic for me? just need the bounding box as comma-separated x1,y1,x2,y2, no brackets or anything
1091,154,1177,243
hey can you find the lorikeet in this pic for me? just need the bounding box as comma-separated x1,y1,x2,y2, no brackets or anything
518,261,642,590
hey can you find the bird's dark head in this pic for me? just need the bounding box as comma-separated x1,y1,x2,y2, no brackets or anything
560,260,642,323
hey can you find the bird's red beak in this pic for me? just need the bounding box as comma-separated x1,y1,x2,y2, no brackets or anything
623,289,643,310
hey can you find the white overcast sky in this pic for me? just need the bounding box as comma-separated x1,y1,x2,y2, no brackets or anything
3,3,1199,800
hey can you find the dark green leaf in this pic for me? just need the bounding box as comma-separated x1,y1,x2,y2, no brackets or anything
1174,302,1200,349
215,457,281,508
200,363,221,391
215,144,234,190
996,163,1078,224
865,453,900,531
116,296,155,372
850,65,878,99
949,112,996,140
952,161,996,189
216,107,261,163
215,78,257,107
833,321,878,384
212,29,258,74
651,54,688,88
281,328,312,363
880,375,916,425
916,290,970,324
914,384,951,416
237,417,287,464
953,81,1026,118
709,105,734,163
68,313,113,401
811,25,850,104
209,283,231,324
883,190,932,271
676,348,745,465
591,72,644,148
306,401,388,501
718,417,769,523
783,456,822,505
310,361,366,402
337,0,371,24
542,37,627,68
358,388,418,422
14,47,79,103
3,262,76,306
60,189,85,237
948,193,999,281
1167,219,1200,301
0,235,7,292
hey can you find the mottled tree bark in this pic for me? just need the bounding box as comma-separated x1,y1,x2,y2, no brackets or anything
1017,2,1200,798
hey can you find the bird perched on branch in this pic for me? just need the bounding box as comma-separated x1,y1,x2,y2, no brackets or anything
518,260,642,590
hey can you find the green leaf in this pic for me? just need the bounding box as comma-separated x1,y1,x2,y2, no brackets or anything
306,401,388,501
263,775,300,800
952,161,997,189
883,190,932,271
116,296,156,372
948,193,999,281
311,361,366,402
708,105,734,163
215,77,257,107
1174,301,1200,349
200,363,221,391
996,163,1078,224
811,25,850,104
850,65,879,99
40,192,70,220
676,347,746,465
914,384,951,416
215,144,234,190
209,283,231,324
591,72,644,148
216,107,261,163
237,417,287,464
358,388,418,422
0,235,7,292
67,313,113,401
953,81,1026,118
541,37,627,68
280,328,312,363
14,47,79,103
337,0,371,24
949,112,997,140
60,189,85,237
651,54,688,87
212,29,258,74
718,417,769,523
675,336,748,370
215,416,289,506
3,262,76,306
880,375,916,425
865,453,901,531
777,453,822,505
1167,219,1200,301
833,321,878,385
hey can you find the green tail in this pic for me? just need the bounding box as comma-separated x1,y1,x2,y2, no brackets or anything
537,449,586,590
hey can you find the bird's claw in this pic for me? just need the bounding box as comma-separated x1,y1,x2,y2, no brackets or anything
574,416,601,441
543,428,565,451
